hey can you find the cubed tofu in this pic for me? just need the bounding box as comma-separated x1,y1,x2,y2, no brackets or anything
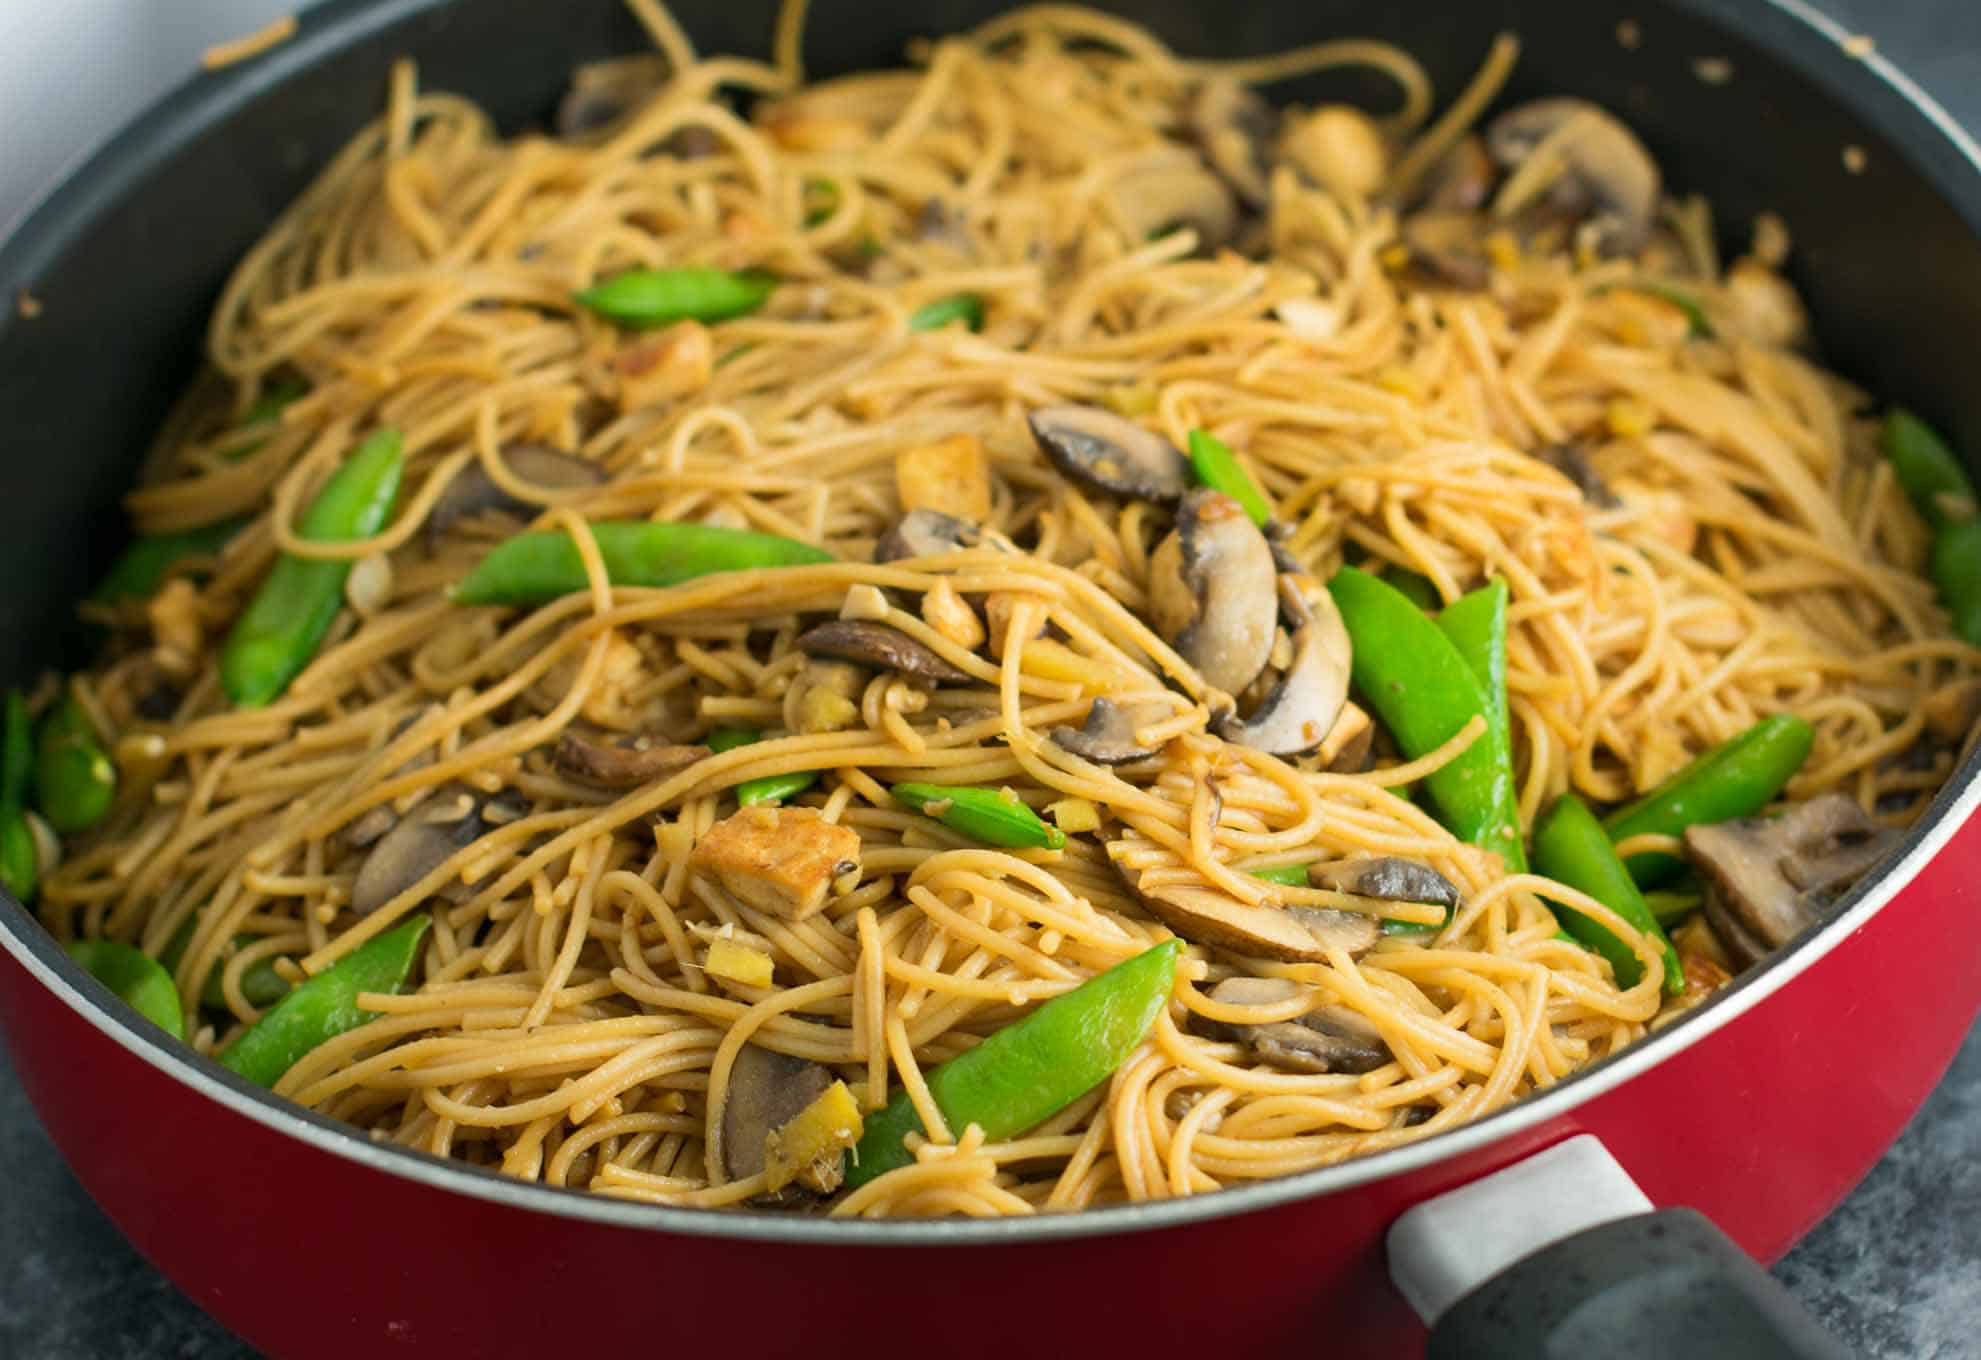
690,805,861,922
895,433,992,522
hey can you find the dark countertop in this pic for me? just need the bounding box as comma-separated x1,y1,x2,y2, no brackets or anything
4,1,1981,1356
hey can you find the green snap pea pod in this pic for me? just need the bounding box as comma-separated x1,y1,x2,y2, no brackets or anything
1627,283,1713,338
1435,578,1526,875
90,517,248,604
892,782,1066,850
218,916,430,1088
33,697,116,833
707,726,821,806
846,938,1181,1188
160,915,292,1010
803,179,840,227
1249,863,1309,887
1329,567,1522,872
1532,794,1683,995
573,267,777,328
1379,565,1442,612
220,430,405,708
1602,714,1814,888
66,940,185,1039
1882,409,1977,530
454,520,833,607
1186,430,1272,526
0,692,35,904
1644,890,1702,925
1931,517,1981,646
907,294,984,333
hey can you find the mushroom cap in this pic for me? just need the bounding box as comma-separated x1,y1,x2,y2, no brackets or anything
1149,490,1281,700
1027,405,1192,505
1120,868,1378,963
1410,133,1496,213
718,1043,835,1194
1049,696,1156,766
427,443,606,543
1484,97,1662,255
1204,975,1392,1074
1213,571,1352,755
554,730,711,790
795,619,974,685
350,784,523,916
1309,856,1463,911
873,508,985,563
1107,151,1240,250
1189,78,1278,208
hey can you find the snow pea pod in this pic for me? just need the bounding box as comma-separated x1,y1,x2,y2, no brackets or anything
453,520,833,607
892,782,1066,850
34,697,116,833
1186,429,1271,526
1882,409,1977,531
0,692,35,904
907,294,984,333
220,429,404,708
160,914,292,1010
1533,793,1682,995
574,267,777,329
91,517,248,604
707,726,820,807
1931,517,1981,647
66,940,185,1039
1602,713,1814,888
1435,578,1525,875
1329,567,1522,872
217,916,430,1088
1379,565,1442,612
846,938,1181,1188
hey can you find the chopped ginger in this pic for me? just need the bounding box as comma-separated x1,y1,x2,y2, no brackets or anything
798,687,859,734
1047,797,1101,834
764,1079,864,1193
704,937,775,988
921,578,985,649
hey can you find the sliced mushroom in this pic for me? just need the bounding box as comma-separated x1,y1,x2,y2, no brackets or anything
556,55,671,140
1028,405,1192,505
874,508,983,563
427,444,606,542
1214,572,1352,755
1108,154,1240,251
1049,697,1154,766
1309,856,1462,912
555,730,711,789
1484,98,1661,256
1190,79,1278,208
1205,976,1392,1074
795,619,973,685
718,1043,836,1198
1410,133,1496,213
343,710,440,849
1279,106,1389,200
1533,441,1619,509
350,784,524,916
1401,211,1492,291
1686,794,1899,967
1148,490,1280,698
1117,861,1379,962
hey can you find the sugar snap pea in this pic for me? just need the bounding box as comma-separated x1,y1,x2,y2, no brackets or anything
707,726,821,807
218,916,430,1088
453,520,834,607
1644,890,1702,925
91,517,248,605
1603,714,1814,888
220,429,405,708
66,940,185,1039
1329,567,1523,872
34,697,116,834
1435,579,1525,875
160,915,292,1010
1379,565,1442,612
1533,793,1682,995
0,692,35,904
573,267,777,328
1186,429,1272,526
846,938,1180,1188
1931,517,1981,646
892,782,1066,850
1249,863,1310,887
1882,409,1977,530
907,294,984,333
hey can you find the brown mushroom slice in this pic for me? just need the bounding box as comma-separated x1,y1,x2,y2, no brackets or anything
556,55,671,140
1149,490,1281,699
718,1043,836,1198
1049,697,1155,766
1214,572,1352,756
427,444,606,541
1123,871,1379,963
1108,155,1239,251
1190,78,1277,208
1533,441,1619,509
1410,134,1496,213
1484,98,1661,256
1309,856,1462,912
343,710,440,849
351,783,517,916
1028,405,1192,505
874,508,984,563
1685,793,1899,968
1205,976,1392,1074
795,619,974,685
554,731,711,789
1401,211,1492,291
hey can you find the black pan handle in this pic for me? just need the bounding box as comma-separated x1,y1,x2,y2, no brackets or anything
1387,1135,1849,1359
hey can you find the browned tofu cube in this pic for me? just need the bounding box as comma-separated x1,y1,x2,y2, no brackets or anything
689,806,861,922
895,433,992,522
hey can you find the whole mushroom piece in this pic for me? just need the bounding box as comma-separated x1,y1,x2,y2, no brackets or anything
1189,79,1278,208
1147,490,1282,700
1483,97,1662,256
1028,405,1192,506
